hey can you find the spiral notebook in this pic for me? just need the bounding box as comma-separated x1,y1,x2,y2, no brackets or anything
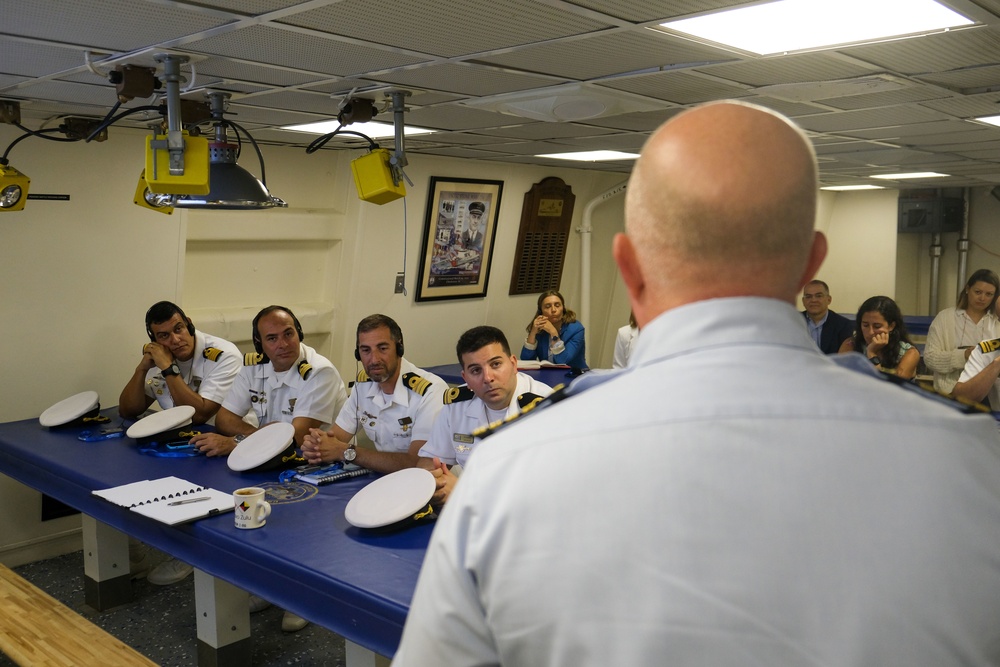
92,476,233,525
294,462,372,486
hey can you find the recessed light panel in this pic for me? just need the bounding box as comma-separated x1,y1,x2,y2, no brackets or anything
661,0,973,55
535,150,639,162
821,185,886,191
282,120,435,138
870,172,948,179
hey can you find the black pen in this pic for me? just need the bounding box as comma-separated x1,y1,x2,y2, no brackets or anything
168,497,209,506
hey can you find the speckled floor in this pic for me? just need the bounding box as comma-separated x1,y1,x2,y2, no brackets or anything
0,550,347,666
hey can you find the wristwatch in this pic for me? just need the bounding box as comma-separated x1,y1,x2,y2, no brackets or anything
343,445,357,462
868,356,880,365
161,362,181,377
233,434,246,445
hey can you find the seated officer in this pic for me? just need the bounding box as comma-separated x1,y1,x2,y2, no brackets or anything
191,305,346,633
951,337,1000,408
119,300,240,424
418,326,553,506
118,300,241,587
301,314,447,473
190,305,347,455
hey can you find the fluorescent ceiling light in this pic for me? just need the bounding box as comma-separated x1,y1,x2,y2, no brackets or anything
281,120,435,138
661,0,973,55
975,114,1000,127
535,150,639,162
821,185,886,191
870,172,948,179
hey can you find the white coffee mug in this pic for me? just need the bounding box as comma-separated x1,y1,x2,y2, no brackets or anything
234,487,271,529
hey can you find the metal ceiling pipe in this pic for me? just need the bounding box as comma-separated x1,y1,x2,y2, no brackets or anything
955,188,970,300
578,180,627,329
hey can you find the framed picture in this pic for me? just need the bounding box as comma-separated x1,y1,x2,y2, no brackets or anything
415,177,504,302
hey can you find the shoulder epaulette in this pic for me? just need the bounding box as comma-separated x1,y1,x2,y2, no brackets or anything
444,385,475,405
203,346,223,362
356,369,371,383
403,372,432,396
244,352,264,366
888,373,991,415
979,338,1000,354
297,360,312,380
473,383,569,440
517,392,546,410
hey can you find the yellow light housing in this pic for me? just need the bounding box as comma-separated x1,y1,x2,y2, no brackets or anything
144,131,210,195
351,148,405,205
0,163,30,212
133,169,174,215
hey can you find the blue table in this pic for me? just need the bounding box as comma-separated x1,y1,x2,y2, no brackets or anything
425,362,576,388
0,409,431,665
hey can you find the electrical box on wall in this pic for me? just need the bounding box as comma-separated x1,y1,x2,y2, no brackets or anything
897,195,964,234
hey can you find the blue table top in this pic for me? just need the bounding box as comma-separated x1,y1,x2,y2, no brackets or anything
425,362,576,388
0,409,432,658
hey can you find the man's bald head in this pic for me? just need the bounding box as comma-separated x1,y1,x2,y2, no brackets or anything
619,101,823,322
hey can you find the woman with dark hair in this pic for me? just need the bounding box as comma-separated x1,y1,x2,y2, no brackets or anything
521,290,587,369
838,295,920,379
924,268,1000,395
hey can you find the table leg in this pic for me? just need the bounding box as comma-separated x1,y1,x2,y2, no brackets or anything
194,568,252,667
345,639,382,667
81,515,132,610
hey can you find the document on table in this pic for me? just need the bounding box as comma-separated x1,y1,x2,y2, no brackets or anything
92,476,233,525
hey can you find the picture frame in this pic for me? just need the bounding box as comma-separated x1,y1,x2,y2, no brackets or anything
415,177,504,302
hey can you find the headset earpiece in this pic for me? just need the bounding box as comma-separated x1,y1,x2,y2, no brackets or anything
354,347,361,361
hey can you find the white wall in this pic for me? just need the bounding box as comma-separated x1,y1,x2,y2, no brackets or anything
816,189,899,315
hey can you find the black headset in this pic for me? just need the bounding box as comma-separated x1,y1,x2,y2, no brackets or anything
354,315,404,361
145,301,195,342
252,305,305,359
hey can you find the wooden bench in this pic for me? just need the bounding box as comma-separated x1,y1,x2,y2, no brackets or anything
0,562,158,667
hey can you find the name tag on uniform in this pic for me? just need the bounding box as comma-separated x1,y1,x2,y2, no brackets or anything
453,433,474,444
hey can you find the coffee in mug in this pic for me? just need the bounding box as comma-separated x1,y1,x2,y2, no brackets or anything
234,487,271,529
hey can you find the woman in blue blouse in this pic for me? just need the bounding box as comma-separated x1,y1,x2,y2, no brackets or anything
521,290,587,370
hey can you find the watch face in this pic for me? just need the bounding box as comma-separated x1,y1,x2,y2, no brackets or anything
344,447,357,462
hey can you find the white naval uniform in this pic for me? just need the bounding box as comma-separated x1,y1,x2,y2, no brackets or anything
957,337,1000,407
222,343,346,429
418,373,552,467
144,330,241,422
395,297,1000,667
334,358,446,453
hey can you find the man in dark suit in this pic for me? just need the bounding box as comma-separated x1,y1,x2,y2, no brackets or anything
802,279,853,354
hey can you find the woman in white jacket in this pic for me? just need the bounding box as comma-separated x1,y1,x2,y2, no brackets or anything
924,268,1000,395
612,311,638,369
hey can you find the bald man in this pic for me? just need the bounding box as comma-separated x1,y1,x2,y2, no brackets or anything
394,102,1000,666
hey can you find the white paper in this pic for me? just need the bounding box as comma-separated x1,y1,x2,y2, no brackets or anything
92,476,233,525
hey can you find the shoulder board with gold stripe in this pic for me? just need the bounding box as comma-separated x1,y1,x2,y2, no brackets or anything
244,352,264,366
473,383,568,440
889,373,991,415
203,347,223,362
356,369,371,383
444,385,475,405
517,392,545,411
297,360,313,380
979,338,1000,354
403,372,432,396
